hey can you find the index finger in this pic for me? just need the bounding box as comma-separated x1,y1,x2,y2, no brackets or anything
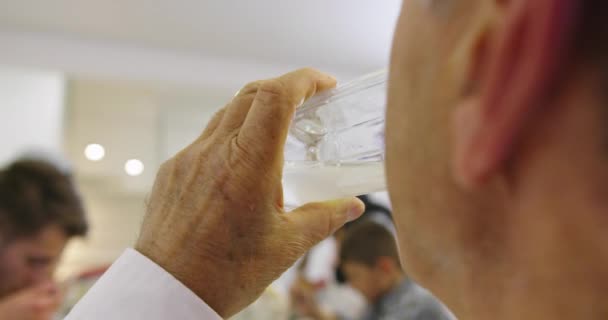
238,68,337,166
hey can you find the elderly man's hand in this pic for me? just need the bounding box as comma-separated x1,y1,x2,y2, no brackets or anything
136,69,365,318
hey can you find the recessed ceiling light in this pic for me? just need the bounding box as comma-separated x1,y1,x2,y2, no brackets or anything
124,159,144,176
84,144,105,161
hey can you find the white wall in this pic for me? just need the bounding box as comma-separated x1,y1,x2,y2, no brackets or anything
0,66,65,166
57,177,147,279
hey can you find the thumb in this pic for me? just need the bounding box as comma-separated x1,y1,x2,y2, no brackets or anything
287,197,365,250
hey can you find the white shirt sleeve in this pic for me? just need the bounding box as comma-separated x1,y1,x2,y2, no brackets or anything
64,248,222,320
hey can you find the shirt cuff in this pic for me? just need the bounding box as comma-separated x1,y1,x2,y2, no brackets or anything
65,248,222,320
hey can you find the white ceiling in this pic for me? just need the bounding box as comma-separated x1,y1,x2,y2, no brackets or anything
0,0,401,88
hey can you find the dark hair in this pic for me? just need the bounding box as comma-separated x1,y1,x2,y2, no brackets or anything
357,195,392,220
0,159,88,241
576,1,608,125
339,221,401,268
576,1,608,65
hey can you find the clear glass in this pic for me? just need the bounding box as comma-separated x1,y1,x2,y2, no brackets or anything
283,70,387,208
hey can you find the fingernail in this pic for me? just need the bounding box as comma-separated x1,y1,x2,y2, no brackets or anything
324,74,337,82
346,199,365,222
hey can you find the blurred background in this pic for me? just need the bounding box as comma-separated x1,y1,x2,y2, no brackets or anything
0,1,400,318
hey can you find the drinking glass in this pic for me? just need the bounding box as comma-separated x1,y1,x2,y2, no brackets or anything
283,70,387,207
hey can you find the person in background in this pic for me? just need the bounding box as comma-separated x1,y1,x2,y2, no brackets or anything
290,195,392,320
292,221,451,320
0,159,88,320
334,195,394,284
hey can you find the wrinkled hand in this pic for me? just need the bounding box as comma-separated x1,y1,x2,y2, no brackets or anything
0,283,61,320
136,68,365,318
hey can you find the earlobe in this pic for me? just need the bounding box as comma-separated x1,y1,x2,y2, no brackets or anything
452,98,487,189
451,24,494,189
450,6,523,189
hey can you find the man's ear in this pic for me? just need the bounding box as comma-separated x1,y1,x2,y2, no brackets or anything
452,0,581,188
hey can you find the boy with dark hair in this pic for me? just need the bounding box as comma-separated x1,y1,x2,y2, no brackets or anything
341,222,450,320
293,221,451,320
0,159,88,320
